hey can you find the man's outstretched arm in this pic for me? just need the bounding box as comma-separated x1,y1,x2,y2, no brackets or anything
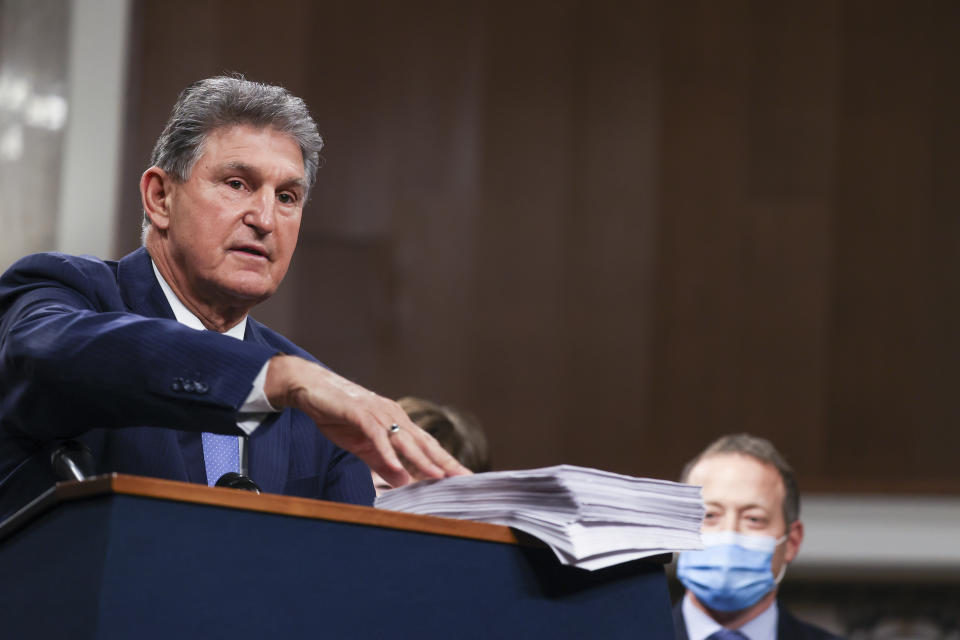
264,355,471,488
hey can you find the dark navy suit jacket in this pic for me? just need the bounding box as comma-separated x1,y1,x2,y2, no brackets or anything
672,599,845,640
0,248,373,520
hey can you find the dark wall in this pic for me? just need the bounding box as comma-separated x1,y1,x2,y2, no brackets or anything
117,0,960,492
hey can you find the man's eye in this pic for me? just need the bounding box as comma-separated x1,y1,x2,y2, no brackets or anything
278,192,295,204
227,179,244,189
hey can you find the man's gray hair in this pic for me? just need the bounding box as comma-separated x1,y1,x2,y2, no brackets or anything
680,433,801,526
142,74,323,240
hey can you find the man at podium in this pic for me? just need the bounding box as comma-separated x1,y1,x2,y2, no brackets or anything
673,434,842,640
0,75,468,522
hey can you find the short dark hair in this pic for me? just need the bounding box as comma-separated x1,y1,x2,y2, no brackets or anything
398,397,491,473
680,433,800,526
143,74,323,239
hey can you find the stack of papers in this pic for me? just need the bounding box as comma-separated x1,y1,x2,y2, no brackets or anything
375,464,704,570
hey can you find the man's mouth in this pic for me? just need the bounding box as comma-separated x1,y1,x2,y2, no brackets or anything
231,245,269,260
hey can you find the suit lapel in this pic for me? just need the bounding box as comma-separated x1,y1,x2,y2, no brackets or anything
777,602,801,640
115,249,291,491
671,601,690,640
242,318,290,494
117,248,176,321
116,248,205,484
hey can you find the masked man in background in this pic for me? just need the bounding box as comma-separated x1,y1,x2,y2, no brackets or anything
673,434,843,640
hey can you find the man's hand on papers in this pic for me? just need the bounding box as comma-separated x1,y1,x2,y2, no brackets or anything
264,355,471,487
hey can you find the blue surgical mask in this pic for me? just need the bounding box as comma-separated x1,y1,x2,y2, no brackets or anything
676,530,787,612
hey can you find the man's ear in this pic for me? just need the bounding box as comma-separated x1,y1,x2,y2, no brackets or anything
783,519,804,564
141,167,173,231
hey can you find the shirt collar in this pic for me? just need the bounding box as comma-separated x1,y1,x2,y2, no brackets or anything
151,260,247,340
681,593,779,640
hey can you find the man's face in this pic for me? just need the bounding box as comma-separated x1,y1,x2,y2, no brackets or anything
159,124,306,313
687,452,800,579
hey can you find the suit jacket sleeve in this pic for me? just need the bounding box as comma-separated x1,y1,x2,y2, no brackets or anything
0,252,278,446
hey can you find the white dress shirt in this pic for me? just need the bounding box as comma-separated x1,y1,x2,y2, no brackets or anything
681,592,779,640
151,261,277,441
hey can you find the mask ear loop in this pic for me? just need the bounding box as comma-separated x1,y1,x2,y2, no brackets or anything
773,534,790,585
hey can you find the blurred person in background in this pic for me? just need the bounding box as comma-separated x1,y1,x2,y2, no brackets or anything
673,434,843,640
371,396,490,495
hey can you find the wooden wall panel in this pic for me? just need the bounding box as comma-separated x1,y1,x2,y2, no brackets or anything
283,0,489,406
823,0,960,491
118,0,960,493
467,0,580,467
647,0,757,476
646,0,842,481
556,1,662,472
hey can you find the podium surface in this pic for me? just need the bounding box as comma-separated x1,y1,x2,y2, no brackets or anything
0,474,676,639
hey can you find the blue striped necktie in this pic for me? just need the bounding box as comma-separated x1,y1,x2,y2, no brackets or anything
200,325,240,485
707,630,748,640
202,432,239,486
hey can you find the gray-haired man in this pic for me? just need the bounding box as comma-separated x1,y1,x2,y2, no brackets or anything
0,76,468,520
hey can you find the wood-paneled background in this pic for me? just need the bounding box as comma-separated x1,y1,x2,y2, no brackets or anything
116,0,960,493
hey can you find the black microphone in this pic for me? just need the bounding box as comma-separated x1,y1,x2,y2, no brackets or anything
215,472,261,494
50,440,95,481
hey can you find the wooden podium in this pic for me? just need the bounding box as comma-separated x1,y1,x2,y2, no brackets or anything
0,475,676,638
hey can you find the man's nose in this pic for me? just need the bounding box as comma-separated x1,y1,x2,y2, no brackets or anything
719,513,740,532
243,190,276,233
